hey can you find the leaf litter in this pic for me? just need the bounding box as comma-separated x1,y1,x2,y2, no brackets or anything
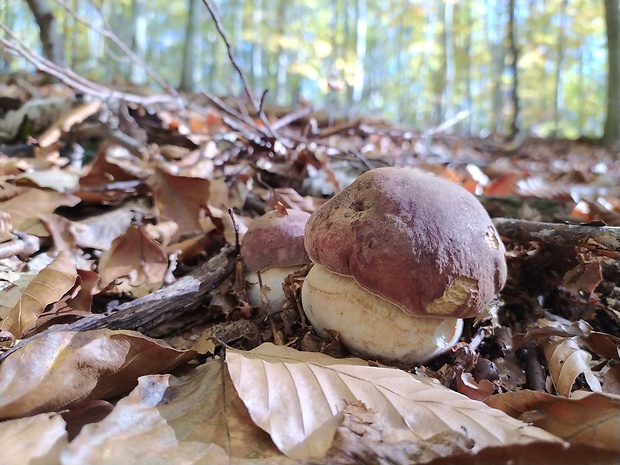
1,70,620,464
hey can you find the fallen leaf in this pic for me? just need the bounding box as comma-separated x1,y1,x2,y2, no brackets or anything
0,250,77,337
62,359,297,465
226,343,562,460
422,441,620,465
98,223,168,289
0,187,80,236
542,337,602,396
16,169,81,192
61,400,114,441
485,390,620,449
319,401,474,465
0,412,67,465
38,100,101,148
146,168,211,239
0,329,195,419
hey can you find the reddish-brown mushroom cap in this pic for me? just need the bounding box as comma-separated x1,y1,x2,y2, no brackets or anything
241,209,311,272
304,167,507,319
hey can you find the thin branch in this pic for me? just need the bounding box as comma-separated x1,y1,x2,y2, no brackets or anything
0,22,176,106
493,218,620,259
200,0,277,138
52,0,181,103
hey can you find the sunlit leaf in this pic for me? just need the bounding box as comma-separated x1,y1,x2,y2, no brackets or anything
0,329,195,419
0,412,67,464
62,359,296,465
226,343,562,460
0,250,77,337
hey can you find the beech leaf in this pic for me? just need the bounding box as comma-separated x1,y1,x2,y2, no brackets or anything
542,337,602,396
0,250,77,337
485,390,620,450
62,359,297,465
0,413,67,465
225,343,563,460
0,329,195,419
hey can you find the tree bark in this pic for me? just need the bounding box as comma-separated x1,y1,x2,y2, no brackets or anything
552,0,568,137
129,0,147,84
603,0,620,144
179,0,200,91
442,0,456,124
25,0,65,67
506,0,520,138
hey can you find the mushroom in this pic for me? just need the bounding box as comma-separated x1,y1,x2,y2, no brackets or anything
241,208,311,314
301,167,507,364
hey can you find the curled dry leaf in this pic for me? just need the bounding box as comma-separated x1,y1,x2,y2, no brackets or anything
62,359,296,465
98,224,168,289
485,390,620,451
0,250,77,337
146,168,211,240
0,187,80,236
319,401,475,465
225,343,562,461
542,336,602,396
0,413,67,465
0,329,195,419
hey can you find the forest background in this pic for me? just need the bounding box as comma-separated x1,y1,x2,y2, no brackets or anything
3,0,619,142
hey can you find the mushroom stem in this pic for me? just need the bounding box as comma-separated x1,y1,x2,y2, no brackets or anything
302,264,464,364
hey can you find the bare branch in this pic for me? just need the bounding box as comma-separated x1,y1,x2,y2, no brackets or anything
52,0,180,103
200,0,277,138
0,22,176,106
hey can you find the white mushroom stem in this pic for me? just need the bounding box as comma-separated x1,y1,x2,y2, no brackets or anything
246,265,301,315
301,264,464,364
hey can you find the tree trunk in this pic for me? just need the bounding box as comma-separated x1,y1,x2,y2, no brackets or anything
442,0,455,124
252,0,263,91
25,0,65,67
179,0,199,91
552,0,568,137
129,0,147,84
506,0,520,138
351,0,367,106
603,0,620,144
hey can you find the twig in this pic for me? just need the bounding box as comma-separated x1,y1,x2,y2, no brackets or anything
200,0,277,138
52,0,180,103
493,218,620,259
0,23,175,106
0,245,237,362
517,343,546,391
270,106,315,131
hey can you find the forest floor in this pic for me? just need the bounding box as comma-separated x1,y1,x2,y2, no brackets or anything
0,74,619,465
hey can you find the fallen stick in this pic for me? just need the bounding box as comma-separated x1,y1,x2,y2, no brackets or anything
493,218,620,259
0,244,238,362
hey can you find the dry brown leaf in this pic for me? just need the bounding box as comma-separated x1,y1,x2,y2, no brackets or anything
72,207,142,250
98,224,168,289
0,329,195,419
0,412,67,465
0,250,77,337
542,336,602,396
226,343,562,461
146,168,211,239
485,390,620,450
319,401,475,465
0,187,80,236
62,359,297,465
38,100,101,148
422,441,620,465
16,169,81,192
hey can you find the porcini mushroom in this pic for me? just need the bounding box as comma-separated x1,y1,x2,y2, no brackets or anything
241,208,311,314
301,167,507,364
